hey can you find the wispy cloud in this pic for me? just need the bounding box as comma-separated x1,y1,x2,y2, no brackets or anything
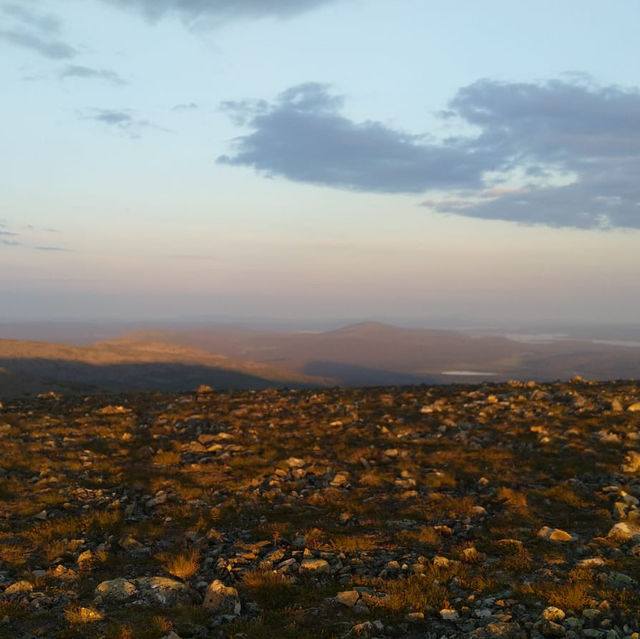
172,102,199,112
2,4,62,34
104,0,340,27
82,108,159,138
61,65,126,85
220,79,640,229
34,245,71,252
0,28,76,59
0,3,76,59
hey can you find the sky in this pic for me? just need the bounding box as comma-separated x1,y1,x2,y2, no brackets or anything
2,0,640,326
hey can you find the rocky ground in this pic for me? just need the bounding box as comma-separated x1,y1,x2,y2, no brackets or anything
1,378,640,638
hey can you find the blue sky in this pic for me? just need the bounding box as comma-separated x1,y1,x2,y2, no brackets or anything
2,0,639,325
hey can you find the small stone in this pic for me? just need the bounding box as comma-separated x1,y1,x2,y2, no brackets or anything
146,491,168,508
622,451,640,473
336,590,360,607
627,402,640,412
537,526,574,542
300,558,330,574
539,619,566,637
440,608,459,621
543,606,566,622
4,581,34,595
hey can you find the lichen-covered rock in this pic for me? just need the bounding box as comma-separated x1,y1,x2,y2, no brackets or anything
134,577,191,606
300,557,330,574
95,578,137,603
202,579,240,614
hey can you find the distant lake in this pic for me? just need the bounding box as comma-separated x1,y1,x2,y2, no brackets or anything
441,370,498,376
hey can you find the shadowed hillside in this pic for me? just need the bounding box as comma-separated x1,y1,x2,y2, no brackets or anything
0,339,330,398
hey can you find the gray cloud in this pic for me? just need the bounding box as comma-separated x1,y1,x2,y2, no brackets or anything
0,231,18,237
2,4,62,33
83,109,157,138
0,4,76,60
1,240,20,246
221,80,640,229
435,79,640,229
34,246,70,252
104,0,339,26
172,102,199,111
0,28,76,59
61,65,126,85
218,83,494,193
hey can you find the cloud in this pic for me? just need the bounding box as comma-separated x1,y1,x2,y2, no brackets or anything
2,4,62,33
218,83,494,193
0,231,18,237
1,240,21,247
434,79,640,229
34,246,70,252
220,79,640,229
172,102,199,111
61,65,126,85
104,0,339,26
0,3,76,59
0,28,76,59
82,108,157,138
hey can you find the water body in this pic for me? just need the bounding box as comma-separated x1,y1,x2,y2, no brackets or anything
441,370,498,376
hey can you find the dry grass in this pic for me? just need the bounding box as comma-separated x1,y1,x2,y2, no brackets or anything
157,548,201,580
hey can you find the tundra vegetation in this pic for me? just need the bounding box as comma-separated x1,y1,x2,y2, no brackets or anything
1,379,640,638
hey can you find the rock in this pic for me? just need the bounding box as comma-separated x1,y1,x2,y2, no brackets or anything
285,457,305,468
196,384,214,394
543,606,566,622
134,577,191,606
202,579,241,614
537,526,574,542
4,581,34,595
538,619,566,636
300,557,330,574
578,557,605,568
607,520,640,542
627,402,640,412
622,451,640,473
96,405,131,415
607,397,623,411
95,578,137,603
336,590,360,607
330,472,350,487
146,491,168,508
77,549,94,569
440,608,459,620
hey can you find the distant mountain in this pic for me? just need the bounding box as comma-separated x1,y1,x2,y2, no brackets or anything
114,321,640,384
0,339,330,398
2,322,638,398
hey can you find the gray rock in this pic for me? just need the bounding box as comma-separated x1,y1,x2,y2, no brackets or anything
300,558,330,574
134,577,191,606
95,578,137,603
202,579,240,614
